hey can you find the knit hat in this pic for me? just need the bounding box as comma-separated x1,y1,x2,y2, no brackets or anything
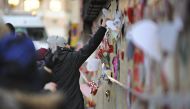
0,34,42,92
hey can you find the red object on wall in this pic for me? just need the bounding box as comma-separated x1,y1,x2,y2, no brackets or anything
96,49,104,58
108,44,114,53
121,50,124,60
133,49,144,64
87,100,96,107
88,81,98,96
127,7,134,24
133,66,139,82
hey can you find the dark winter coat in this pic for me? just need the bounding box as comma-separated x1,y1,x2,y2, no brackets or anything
50,27,107,109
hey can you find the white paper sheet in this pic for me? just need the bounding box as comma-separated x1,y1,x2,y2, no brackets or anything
130,20,162,62
87,58,100,72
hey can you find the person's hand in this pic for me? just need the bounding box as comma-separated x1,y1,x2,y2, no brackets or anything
44,82,57,92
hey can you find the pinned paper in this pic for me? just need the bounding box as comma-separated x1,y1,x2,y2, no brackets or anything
102,8,111,18
106,10,122,31
106,19,122,30
125,27,133,41
80,84,91,97
106,20,117,31
86,58,100,72
130,20,162,62
158,17,183,54
110,30,119,40
114,10,122,20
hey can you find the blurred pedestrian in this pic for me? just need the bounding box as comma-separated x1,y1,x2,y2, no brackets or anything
0,33,65,109
43,18,107,109
0,34,43,92
0,17,64,109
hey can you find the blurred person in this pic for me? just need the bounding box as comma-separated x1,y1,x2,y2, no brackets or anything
0,33,54,92
0,34,43,92
0,17,64,108
43,18,107,109
14,92,62,109
0,23,53,90
0,89,19,109
0,33,64,109
0,88,62,109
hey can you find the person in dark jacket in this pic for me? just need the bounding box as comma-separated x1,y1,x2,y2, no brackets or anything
44,18,107,109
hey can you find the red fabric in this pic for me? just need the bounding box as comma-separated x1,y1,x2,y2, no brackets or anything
37,48,48,60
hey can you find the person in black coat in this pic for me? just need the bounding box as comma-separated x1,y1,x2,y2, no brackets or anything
44,18,107,109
